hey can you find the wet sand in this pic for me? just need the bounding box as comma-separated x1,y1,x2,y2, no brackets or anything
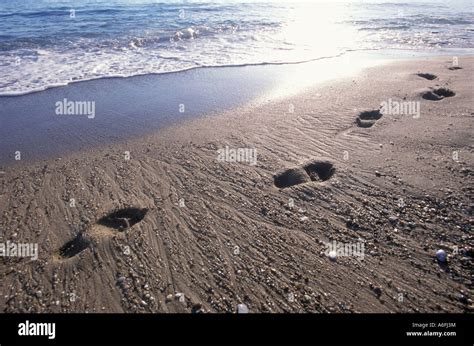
0,51,385,164
1,56,473,313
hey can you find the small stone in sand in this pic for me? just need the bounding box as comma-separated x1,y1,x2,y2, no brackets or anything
373,286,382,297
436,249,447,262
191,304,203,313
388,216,398,224
236,304,249,313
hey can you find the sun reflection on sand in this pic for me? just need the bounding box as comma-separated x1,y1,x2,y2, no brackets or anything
257,52,387,102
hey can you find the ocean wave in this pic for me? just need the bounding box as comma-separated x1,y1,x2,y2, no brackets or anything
0,50,356,96
3,47,470,97
0,0,472,95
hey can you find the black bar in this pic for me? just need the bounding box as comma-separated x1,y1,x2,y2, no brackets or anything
0,313,472,345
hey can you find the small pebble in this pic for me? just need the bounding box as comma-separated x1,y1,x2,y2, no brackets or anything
236,304,249,313
388,216,398,224
436,249,447,262
373,286,382,297
191,304,203,313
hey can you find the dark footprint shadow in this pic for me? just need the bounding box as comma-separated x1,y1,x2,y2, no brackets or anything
448,66,462,70
97,207,148,230
422,87,456,101
274,159,335,188
303,160,335,182
274,167,310,188
356,110,382,128
56,207,148,260
417,73,437,80
58,233,91,259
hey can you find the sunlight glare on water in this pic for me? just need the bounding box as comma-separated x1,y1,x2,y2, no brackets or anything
279,2,358,60
0,0,472,95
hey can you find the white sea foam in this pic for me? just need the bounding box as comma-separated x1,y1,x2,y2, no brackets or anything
0,0,472,95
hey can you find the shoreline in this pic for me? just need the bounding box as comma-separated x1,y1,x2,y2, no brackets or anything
2,47,472,98
1,49,473,167
1,55,473,313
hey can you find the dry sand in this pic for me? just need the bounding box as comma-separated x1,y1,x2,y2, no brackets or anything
1,56,473,313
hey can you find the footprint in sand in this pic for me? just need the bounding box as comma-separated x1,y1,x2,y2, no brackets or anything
448,66,462,70
58,232,91,259
417,73,437,80
356,110,383,128
421,87,456,101
96,207,148,231
56,207,148,259
274,159,335,188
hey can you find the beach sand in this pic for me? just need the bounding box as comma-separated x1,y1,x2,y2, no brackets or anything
1,56,472,313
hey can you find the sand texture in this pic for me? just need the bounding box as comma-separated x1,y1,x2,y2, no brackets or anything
1,57,473,313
